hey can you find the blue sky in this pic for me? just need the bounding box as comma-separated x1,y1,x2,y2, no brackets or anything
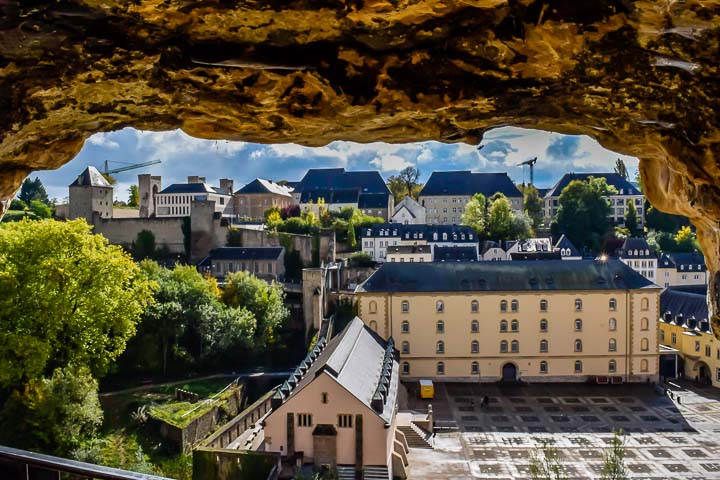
30,127,638,202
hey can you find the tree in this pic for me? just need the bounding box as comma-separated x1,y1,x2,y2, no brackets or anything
601,430,629,480
128,185,139,207
0,219,154,388
509,212,533,239
387,166,422,203
133,229,156,259
227,227,243,246
614,158,629,180
461,193,486,234
552,177,616,252
486,194,515,240
674,226,699,252
9,199,26,211
29,199,53,218
646,204,690,233
647,231,676,252
530,440,567,480
347,221,357,250
521,184,544,229
18,177,50,206
0,365,103,457
624,201,640,237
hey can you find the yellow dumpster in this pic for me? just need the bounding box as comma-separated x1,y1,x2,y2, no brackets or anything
419,379,434,399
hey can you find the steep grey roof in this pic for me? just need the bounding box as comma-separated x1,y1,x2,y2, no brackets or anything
618,238,655,258
198,247,284,267
660,289,710,333
70,166,112,188
356,259,659,293
659,252,706,271
434,246,479,262
545,173,642,198
387,245,431,255
294,168,390,195
479,240,502,255
358,193,390,209
554,234,581,257
420,171,522,197
159,183,228,195
235,178,292,196
393,196,424,219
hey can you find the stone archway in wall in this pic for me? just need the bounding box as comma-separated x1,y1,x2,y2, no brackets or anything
1,1,720,336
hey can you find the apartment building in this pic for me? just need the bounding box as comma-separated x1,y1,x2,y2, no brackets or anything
657,252,708,288
419,171,523,225
543,173,644,226
155,176,232,217
618,237,657,281
233,178,294,220
658,288,719,388
355,260,660,383
361,224,478,261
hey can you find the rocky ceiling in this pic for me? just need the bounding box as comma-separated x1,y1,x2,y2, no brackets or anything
1,0,719,325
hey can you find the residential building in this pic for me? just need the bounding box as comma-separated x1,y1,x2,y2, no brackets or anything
391,196,425,224
419,171,523,225
386,245,432,263
543,173,644,226
233,178,294,220
292,168,393,220
263,317,402,479
505,238,554,260
197,246,285,282
554,234,582,260
356,260,660,383
658,288,719,388
68,166,113,222
155,176,231,217
658,252,708,288
618,238,657,281
480,241,507,261
434,246,479,262
360,224,477,262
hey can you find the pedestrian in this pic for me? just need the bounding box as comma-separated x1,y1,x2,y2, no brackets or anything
482,395,489,409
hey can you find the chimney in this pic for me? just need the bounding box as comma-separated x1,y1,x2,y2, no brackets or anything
188,176,200,184
219,178,234,195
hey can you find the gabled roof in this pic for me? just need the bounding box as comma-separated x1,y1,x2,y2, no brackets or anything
392,196,424,219
434,246,478,262
235,178,292,197
419,171,522,197
618,238,656,259
658,252,706,271
159,183,228,195
660,288,710,333
294,168,389,195
554,234,581,257
70,166,112,188
198,247,284,267
356,259,659,293
479,240,502,255
544,173,642,198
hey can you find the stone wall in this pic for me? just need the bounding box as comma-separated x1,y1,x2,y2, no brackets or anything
92,214,186,254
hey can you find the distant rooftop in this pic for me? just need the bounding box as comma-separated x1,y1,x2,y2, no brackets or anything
387,245,431,255
70,166,112,188
159,183,229,195
659,252,706,271
235,178,293,197
545,173,641,198
618,237,655,259
420,171,522,197
660,288,710,333
434,246,479,262
294,168,389,195
198,247,284,267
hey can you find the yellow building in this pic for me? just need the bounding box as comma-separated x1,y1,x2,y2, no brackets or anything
658,288,719,388
356,260,660,383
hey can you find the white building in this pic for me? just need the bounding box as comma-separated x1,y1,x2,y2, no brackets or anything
658,252,708,288
554,234,583,260
361,224,478,262
618,238,657,282
391,196,425,224
155,176,232,217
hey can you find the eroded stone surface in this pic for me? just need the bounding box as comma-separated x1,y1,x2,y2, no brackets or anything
0,1,719,330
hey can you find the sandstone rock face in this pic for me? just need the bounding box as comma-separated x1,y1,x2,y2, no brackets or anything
0,1,719,331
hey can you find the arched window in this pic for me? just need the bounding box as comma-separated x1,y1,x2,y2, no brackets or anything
609,338,617,352
401,300,409,313
471,340,479,354
609,298,617,311
574,339,583,352
609,318,617,331
540,299,548,312
575,319,583,331
641,317,649,331
436,300,444,313
471,361,479,375
369,320,377,332
608,360,617,373
436,362,445,375
471,300,479,313
640,359,648,372
369,301,377,314
575,299,583,311
511,320,519,332
402,362,410,375
540,339,548,352
436,320,444,333
640,298,649,311
511,340,519,353
500,300,508,312
574,360,583,373
401,341,410,354
540,319,548,332
540,361,548,373
471,320,479,333
641,338,649,351
436,341,445,354
401,321,410,333
500,340,508,353
511,300,519,312
500,320,508,332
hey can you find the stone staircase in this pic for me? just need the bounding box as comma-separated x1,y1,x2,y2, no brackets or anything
336,465,356,480
397,423,432,449
363,465,389,480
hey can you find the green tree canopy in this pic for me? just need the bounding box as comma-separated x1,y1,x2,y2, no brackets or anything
387,166,422,203
552,177,616,252
521,184,544,229
460,193,486,234
9,198,26,211
645,204,690,233
486,194,515,239
133,229,156,259
29,199,53,218
624,201,640,237
0,220,154,388
674,226,700,252
128,185,139,207
18,177,50,206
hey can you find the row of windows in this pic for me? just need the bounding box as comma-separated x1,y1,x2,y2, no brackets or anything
400,317,649,334
296,413,354,429
212,261,274,274
401,359,648,376
401,337,648,354
394,297,631,314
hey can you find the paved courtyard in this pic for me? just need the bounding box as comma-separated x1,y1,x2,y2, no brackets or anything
403,381,720,479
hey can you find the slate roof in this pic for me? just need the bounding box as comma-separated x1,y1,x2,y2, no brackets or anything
420,171,522,197
275,317,399,423
70,166,113,188
479,240,503,255
434,246,479,262
660,288,711,333
618,238,656,259
159,183,228,195
358,193,390,209
392,196,424,219
387,245,431,255
510,251,562,260
544,173,642,198
235,178,292,197
356,259,659,293
294,168,389,195
300,188,359,204
554,234,582,257
658,252,706,271
197,247,284,267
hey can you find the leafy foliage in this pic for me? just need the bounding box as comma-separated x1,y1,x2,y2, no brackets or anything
18,177,50,206
624,201,640,237
645,205,690,233
10,198,27,210
674,226,700,252
387,166,422,203
347,252,374,267
29,199,53,218
529,440,567,480
133,229,157,259
128,185,139,207
461,193,486,233
521,185,544,229
601,430,629,480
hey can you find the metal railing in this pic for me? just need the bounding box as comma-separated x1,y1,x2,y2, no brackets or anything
0,445,171,480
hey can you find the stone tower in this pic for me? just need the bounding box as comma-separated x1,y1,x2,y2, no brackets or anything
138,173,161,218
68,166,113,223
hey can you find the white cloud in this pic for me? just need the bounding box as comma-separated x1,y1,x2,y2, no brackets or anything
132,129,248,161
369,154,412,172
87,132,120,149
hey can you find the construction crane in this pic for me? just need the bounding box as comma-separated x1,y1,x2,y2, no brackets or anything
517,157,537,185
103,159,161,175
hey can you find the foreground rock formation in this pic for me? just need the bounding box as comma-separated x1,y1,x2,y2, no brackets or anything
0,0,719,330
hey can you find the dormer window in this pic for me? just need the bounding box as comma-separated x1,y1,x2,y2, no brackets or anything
442,233,447,240
433,233,438,241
